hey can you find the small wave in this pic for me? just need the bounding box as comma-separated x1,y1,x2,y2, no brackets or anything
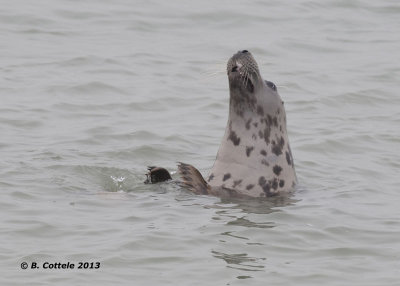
47,81,128,96
18,28,73,36
0,118,42,129
56,56,123,68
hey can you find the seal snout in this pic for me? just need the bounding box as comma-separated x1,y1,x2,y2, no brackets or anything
227,50,260,93
227,50,259,75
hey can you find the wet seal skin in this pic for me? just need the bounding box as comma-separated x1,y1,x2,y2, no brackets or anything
144,166,172,184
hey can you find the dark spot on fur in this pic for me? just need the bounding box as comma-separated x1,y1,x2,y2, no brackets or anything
258,130,263,139
259,176,272,195
277,108,281,115
246,146,254,157
261,159,269,166
272,117,278,127
245,118,252,130
260,149,267,156
272,145,282,156
272,136,285,156
223,173,231,181
273,165,282,176
280,125,282,132
228,130,241,146
257,105,264,116
246,184,254,190
267,114,273,125
253,122,258,128
286,151,292,165
208,173,214,182
233,179,242,188
270,178,278,190
279,180,285,188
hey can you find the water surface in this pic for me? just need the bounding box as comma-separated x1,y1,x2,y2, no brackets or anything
1,0,400,285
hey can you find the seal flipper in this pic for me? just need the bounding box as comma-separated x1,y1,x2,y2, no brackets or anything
177,162,210,195
144,166,172,184
177,162,242,198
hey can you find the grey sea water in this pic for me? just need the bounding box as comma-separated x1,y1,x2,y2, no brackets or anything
1,0,400,285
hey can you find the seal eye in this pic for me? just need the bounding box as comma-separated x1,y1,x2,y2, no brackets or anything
266,80,277,91
241,50,249,54
231,66,238,72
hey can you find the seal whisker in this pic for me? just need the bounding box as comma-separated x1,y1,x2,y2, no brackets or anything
245,70,251,89
201,70,225,77
199,69,225,83
246,70,250,88
241,70,245,87
200,62,226,80
242,69,249,88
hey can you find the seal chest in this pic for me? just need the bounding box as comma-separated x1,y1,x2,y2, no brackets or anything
178,50,297,198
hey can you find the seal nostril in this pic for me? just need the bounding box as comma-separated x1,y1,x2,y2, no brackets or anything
241,50,249,54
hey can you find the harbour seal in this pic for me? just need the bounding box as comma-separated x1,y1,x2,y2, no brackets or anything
178,50,297,198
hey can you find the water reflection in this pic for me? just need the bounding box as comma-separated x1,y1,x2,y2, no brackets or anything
219,193,298,215
211,250,265,272
227,217,275,229
209,193,299,274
